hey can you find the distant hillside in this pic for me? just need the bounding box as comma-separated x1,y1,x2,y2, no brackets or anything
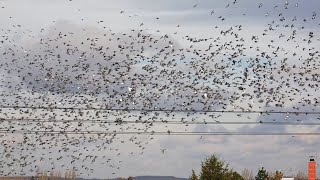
0,176,188,180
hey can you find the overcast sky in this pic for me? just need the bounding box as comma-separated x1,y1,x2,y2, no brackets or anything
0,0,320,179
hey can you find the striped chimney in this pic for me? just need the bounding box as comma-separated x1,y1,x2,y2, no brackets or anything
308,156,316,180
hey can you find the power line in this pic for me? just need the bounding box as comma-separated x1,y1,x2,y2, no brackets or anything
0,130,319,136
0,118,319,125
0,105,319,114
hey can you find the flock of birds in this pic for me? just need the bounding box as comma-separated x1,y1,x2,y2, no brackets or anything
0,0,320,178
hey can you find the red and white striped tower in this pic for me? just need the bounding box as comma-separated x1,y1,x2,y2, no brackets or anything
308,156,316,180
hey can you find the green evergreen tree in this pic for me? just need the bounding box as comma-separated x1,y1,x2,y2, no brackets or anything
190,169,198,180
227,171,245,180
255,167,268,180
199,154,228,180
197,154,244,180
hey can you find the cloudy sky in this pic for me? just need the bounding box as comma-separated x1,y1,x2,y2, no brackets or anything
0,0,320,179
